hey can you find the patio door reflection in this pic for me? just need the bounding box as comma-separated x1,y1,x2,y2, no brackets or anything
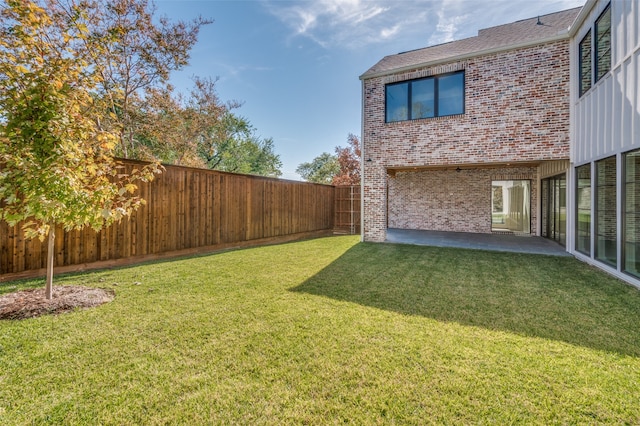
541,174,566,246
491,180,531,234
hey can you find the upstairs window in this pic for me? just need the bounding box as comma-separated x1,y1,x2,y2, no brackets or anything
579,30,592,97
578,3,611,97
385,71,464,123
595,4,611,81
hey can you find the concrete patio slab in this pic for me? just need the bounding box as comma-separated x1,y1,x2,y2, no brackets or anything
385,228,571,256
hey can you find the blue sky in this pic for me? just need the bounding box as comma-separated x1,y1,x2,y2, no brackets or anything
155,0,585,180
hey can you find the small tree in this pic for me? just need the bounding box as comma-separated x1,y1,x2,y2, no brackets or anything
296,134,361,185
0,0,158,299
332,133,361,186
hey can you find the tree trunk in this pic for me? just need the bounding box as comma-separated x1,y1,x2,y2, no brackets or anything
45,225,55,300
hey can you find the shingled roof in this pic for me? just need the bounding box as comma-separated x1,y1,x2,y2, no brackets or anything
360,7,582,80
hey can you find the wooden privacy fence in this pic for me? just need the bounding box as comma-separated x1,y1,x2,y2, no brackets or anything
1,159,361,281
334,185,361,235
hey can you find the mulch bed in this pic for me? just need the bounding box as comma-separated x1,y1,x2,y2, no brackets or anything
0,286,115,320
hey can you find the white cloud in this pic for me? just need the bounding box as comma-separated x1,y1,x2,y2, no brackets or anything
380,24,400,40
266,0,587,50
265,0,434,49
427,0,469,45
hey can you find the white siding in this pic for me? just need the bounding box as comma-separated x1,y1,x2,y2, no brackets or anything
570,0,640,289
572,0,640,165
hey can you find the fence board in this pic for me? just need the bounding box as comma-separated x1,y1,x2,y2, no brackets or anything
334,186,361,235
2,160,361,280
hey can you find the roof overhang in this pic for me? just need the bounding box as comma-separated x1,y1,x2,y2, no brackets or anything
568,0,597,37
360,31,571,81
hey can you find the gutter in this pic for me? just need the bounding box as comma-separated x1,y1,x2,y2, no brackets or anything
568,0,598,37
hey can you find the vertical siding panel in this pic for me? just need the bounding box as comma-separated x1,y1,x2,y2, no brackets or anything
624,58,633,148
575,102,582,163
606,77,614,153
636,0,640,49
613,67,623,155
617,1,625,65
596,87,602,157
635,51,640,145
586,94,594,159
582,101,589,163
626,0,633,57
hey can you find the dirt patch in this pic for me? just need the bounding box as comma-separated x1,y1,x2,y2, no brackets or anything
0,286,115,320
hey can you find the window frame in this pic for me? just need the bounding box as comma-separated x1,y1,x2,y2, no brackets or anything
578,2,611,97
623,149,640,278
578,30,592,97
575,163,592,256
595,156,617,267
385,70,465,123
595,3,612,83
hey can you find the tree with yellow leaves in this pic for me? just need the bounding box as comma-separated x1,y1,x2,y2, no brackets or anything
0,0,158,299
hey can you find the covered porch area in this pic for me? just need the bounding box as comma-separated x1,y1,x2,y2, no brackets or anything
385,228,570,256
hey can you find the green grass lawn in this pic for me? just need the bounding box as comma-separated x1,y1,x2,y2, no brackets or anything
2,236,640,424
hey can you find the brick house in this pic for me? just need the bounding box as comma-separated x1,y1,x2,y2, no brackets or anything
361,0,640,289
360,8,581,244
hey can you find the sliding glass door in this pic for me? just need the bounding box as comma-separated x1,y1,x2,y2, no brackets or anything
541,174,566,246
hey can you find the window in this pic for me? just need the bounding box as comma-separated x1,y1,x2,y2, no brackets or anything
595,156,617,266
624,150,640,277
386,82,409,122
491,180,530,234
578,3,611,97
542,174,566,246
579,30,592,97
385,71,464,123
576,164,592,255
595,4,611,82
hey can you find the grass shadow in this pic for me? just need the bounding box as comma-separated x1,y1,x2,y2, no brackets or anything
291,242,640,357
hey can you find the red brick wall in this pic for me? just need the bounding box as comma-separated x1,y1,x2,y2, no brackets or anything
387,167,538,234
362,40,570,241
